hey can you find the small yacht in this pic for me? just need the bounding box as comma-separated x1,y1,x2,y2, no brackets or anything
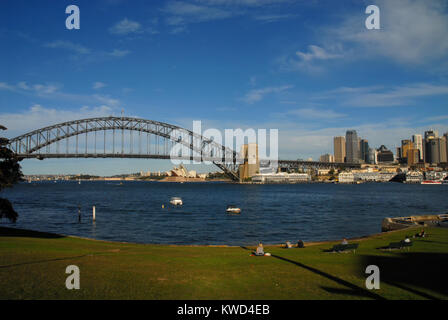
226,205,241,214
170,197,183,206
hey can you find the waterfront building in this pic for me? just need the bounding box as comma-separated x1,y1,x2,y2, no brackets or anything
345,130,359,163
377,145,394,163
252,172,311,183
412,134,423,161
319,154,334,163
333,136,346,163
338,172,355,183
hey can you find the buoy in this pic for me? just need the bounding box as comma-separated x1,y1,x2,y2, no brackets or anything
162,204,165,209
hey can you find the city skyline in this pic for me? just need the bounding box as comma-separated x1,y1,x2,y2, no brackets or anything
1,0,448,175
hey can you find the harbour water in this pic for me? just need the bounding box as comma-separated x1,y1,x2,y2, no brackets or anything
2,181,447,245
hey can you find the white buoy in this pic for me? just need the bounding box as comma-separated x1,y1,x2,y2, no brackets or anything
92,206,96,221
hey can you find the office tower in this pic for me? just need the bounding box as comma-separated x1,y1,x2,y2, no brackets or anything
424,130,438,163
396,147,402,160
407,149,419,166
426,138,447,164
333,136,346,163
412,134,423,161
345,130,359,163
360,139,369,163
440,136,447,164
368,148,377,164
377,145,394,163
445,133,448,163
401,140,413,158
319,154,334,163
424,130,438,140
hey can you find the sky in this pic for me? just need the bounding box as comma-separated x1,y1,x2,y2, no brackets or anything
1,0,448,175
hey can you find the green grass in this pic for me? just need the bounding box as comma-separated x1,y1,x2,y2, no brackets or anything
1,226,447,300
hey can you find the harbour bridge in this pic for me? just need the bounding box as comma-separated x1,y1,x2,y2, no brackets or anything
7,116,360,181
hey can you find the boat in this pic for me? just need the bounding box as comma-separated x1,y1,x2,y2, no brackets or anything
226,205,241,214
421,180,442,185
170,197,183,206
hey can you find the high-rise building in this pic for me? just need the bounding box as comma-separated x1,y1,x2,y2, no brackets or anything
425,130,438,140
424,130,438,163
407,149,420,166
368,148,377,164
319,154,335,163
440,136,447,164
333,136,346,163
360,139,369,163
412,134,423,161
377,145,394,163
401,140,414,158
426,138,447,164
345,130,359,163
445,133,448,163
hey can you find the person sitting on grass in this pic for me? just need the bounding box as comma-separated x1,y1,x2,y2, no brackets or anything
285,241,293,249
255,242,265,256
403,235,411,243
297,240,305,248
253,242,270,256
341,238,348,245
415,229,426,238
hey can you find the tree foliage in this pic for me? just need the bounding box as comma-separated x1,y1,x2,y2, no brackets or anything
0,126,23,222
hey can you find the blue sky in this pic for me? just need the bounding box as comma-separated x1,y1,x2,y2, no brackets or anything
1,0,448,175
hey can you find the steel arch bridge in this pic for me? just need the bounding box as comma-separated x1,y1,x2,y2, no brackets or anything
7,116,242,181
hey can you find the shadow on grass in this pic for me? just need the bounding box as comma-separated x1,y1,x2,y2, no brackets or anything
358,252,448,300
240,246,385,300
0,226,65,239
0,254,92,269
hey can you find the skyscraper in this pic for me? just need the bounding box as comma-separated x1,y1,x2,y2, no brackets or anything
360,139,369,163
424,130,439,163
333,136,346,163
345,130,359,163
412,134,423,161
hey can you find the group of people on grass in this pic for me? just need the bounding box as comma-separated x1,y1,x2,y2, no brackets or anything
253,229,426,256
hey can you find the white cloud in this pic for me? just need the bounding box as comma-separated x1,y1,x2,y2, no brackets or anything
241,85,293,104
0,105,114,137
319,83,448,108
278,44,345,74
333,0,448,65
253,14,295,23
285,108,346,120
109,49,131,57
296,45,343,62
93,82,107,90
109,18,142,35
0,81,60,95
44,40,90,54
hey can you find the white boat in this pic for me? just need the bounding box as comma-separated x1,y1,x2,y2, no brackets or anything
226,205,241,214
170,197,183,206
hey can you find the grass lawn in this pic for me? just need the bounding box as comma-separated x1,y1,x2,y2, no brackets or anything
1,226,447,300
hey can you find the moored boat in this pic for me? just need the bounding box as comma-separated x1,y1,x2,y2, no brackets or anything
170,197,183,206
421,180,442,185
226,205,241,214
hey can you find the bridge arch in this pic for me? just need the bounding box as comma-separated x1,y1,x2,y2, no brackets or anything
8,116,241,180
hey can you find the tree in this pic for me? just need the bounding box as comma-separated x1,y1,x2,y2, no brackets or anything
0,125,23,222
